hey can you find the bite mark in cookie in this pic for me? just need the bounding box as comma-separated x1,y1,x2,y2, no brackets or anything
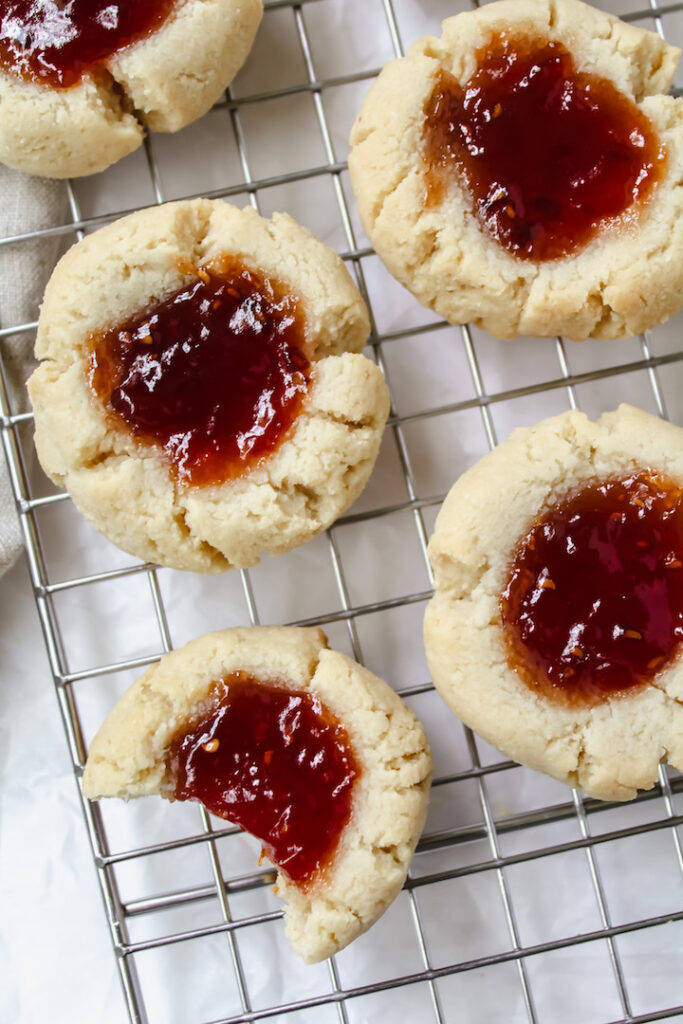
167,672,360,887
82,626,433,962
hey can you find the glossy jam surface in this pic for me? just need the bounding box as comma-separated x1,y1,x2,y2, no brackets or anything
423,35,665,260
501,473,683,705
168,675,360,885
89,258,311,488
0,0,176,88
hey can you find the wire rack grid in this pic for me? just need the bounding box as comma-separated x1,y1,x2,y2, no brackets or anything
2,0,683,1021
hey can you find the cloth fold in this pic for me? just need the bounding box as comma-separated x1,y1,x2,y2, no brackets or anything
0,165,67,577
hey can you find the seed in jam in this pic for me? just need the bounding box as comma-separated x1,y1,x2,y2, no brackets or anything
167,675,360,886
501,473,683,705
423,34,666,261
89,258,311,488
0,0,176,89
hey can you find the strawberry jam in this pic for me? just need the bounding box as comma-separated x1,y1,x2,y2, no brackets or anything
423,34,666,260
0,0,177,88
89,258,311,488
167,675,360,886
501,473,683,706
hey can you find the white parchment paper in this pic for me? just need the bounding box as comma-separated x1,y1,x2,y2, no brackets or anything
2,0,683,1021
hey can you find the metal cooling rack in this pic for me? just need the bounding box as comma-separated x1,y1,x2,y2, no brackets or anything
2,0,683,1021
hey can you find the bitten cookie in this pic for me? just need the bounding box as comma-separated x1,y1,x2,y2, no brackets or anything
82,626,433,963
28,198,389,572
349,0,683,340
0,0,263,178
424,405,683,801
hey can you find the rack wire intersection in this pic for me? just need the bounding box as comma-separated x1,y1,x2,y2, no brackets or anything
2,0,683,1021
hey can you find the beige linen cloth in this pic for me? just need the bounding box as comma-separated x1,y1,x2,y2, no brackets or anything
0,166,66,576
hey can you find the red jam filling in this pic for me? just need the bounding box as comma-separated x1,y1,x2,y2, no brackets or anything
89,258,311,488
501,473,683,705
167,675,360,886
423,34,666,261
0,0,177,88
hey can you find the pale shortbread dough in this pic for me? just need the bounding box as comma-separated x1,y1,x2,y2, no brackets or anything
82,626,433,963
0,0,263,178
28,199,389,572
349,0,683,341
424,405,683,801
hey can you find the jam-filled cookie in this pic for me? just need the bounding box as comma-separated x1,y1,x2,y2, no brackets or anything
28,199,388,571
349,0,683,340
424,405,683,801
0,0,263,178
82,626,433,962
